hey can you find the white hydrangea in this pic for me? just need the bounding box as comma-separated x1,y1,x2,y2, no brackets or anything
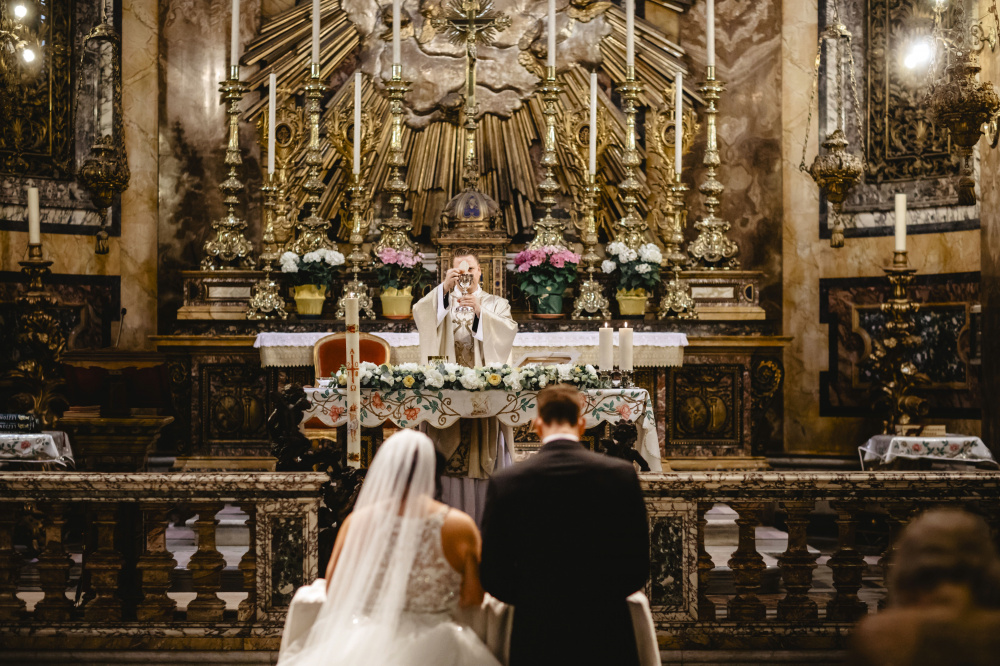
606,242,627,259
459,368,484,390
638,243,662,264
423,367,445,389
321,248,346,266
623,247,638,263
302,251,321,263
636,263,651,274
601,260,616,274
279,251,299,273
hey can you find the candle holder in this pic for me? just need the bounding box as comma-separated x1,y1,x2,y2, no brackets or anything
202,65,256,270
335,172,376,319
598,369,614,388
619,369,634,389
528,66,568,249
658,173,697,319
293,64,335,254
614,66,650,252
256,98,305,255
688,66,739,269
571,173,611,319
247,174,289,320
19,243,53,303
373,64,418,255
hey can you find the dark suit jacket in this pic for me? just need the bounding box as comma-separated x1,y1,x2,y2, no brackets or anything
480,438,650,666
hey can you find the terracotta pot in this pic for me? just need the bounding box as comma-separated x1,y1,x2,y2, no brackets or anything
294,284,327,317
616,288,648,317
380,286,414,319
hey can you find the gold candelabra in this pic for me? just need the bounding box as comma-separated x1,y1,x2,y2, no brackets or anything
202,66,255,269
373,64,418,255
571,173,610,319
613,66,649,252
335,172,376,319
293,64,335,254
246,174,289,320
658,174,696,319
528,65,568,250
688,66,739,269
256,96,304,255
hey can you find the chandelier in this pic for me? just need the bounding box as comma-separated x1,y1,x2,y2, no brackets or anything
0,0,43,106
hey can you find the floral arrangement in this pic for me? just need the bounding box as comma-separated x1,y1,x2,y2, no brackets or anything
513,245,581,314
279,248,346,288
373,247,434,295
601,242,662,292
330,362,601,392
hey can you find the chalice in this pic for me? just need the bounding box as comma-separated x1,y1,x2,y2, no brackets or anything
456,272,476,315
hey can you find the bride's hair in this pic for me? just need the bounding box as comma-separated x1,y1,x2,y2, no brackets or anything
278,428,437,664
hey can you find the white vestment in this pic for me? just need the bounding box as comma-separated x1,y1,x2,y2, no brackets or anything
413,284,518,523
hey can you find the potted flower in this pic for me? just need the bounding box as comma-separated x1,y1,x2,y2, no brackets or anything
279,248,346,318
513,245,581,318
602,241,662,317
373,247,434,319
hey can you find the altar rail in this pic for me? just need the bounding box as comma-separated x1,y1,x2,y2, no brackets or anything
0,472,327,653
642,471,1000,652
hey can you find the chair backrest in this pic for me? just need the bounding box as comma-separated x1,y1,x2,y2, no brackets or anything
313,332,391,379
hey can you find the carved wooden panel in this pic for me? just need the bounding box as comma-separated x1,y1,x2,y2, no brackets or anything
668,363,746,457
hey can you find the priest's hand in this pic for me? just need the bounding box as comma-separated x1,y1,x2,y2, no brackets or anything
458,293,481,316
442,268,463,293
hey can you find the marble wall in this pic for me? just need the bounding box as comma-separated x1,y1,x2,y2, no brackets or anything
781,0,982,455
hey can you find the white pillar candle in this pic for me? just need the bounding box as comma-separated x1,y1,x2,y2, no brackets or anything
267,73,276,175
230,0,240,69
894,193,907,253
706,0,715,69
547,0,556,69
345,297,361,469
625,0,635,69
392,0,401,66
619,325,634,373
599,323,614,371
27,187,40,245
589,72,598,175
674,71,683,175
353,72,362,175
312,0,321,66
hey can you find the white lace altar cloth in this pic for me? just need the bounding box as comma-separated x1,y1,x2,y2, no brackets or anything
0,432,74,467
859,434,996,469
301,387,662,472
256,331,687,369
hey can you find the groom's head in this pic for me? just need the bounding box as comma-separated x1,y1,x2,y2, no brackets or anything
533,384,586,440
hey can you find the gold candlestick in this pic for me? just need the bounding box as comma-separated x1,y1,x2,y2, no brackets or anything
571,173,610,319
335,172,376,319
614,66,650,251
293,64,335,254
202,65,256,269
658,174,696,319
688,66,739,269
528,66,568,249
247,174,289,320
373,64,418,255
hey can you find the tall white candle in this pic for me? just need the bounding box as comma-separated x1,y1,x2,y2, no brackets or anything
625,0,635,69
674,71,683,175
619,325,634,373
353,72,362,175
230,0,240,69
267,73,276,175
392,0,401,66
599,324,614,371
547,0,556,69
894,193,907,253
345,297,361,469
589,72,598,175
312,0,321,65
706,0,715,69
27,187,40,245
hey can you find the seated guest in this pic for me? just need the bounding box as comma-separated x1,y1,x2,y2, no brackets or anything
480,384,650,666
849,509,1000,666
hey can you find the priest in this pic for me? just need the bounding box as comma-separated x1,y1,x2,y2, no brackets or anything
413,248,518,523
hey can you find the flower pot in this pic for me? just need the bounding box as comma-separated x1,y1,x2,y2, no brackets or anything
533,285,565,319
616,288,648,317
380,286,414,320
294,284,327,318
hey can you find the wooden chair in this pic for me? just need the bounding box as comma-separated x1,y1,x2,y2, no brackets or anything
312,332,391,379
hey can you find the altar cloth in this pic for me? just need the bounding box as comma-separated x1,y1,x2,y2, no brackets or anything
256,330,687,369
301,387,663,472
859,434,996,470
0,432,74,467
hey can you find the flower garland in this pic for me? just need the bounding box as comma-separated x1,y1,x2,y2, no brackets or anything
329,362,601,392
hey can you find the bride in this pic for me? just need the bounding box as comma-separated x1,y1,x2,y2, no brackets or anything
277,429,502,666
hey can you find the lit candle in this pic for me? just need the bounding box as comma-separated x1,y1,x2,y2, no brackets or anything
619,325,634,373
267,73,276,176
27,187,40,245
599,323,614,371
674,71,683,176
895,193,907,253
589,72,598,175
547,0,556,69
392,0,401,66
706,0,715,69
312,0,321,66
625,0,635,70
345,296,361,469
230,0,240,69
353,72,362,175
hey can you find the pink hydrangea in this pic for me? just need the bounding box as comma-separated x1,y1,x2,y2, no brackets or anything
377,247,424,268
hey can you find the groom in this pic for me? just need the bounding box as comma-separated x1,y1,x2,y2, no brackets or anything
480,384,649,666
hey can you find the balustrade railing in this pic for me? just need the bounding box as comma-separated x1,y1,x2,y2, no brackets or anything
0,472,326,653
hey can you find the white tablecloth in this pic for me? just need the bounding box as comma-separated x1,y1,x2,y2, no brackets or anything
256,331,688,369
859,434,996,469
0,431,74,467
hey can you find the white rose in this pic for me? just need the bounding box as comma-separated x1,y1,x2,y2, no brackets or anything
601,260,616,274
556,364,574,381
459,369,481,390
538,375,549,388
424,368,445,389
502,371,522,391
379,371,395,386
397,363,420,372
636,263,651,274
